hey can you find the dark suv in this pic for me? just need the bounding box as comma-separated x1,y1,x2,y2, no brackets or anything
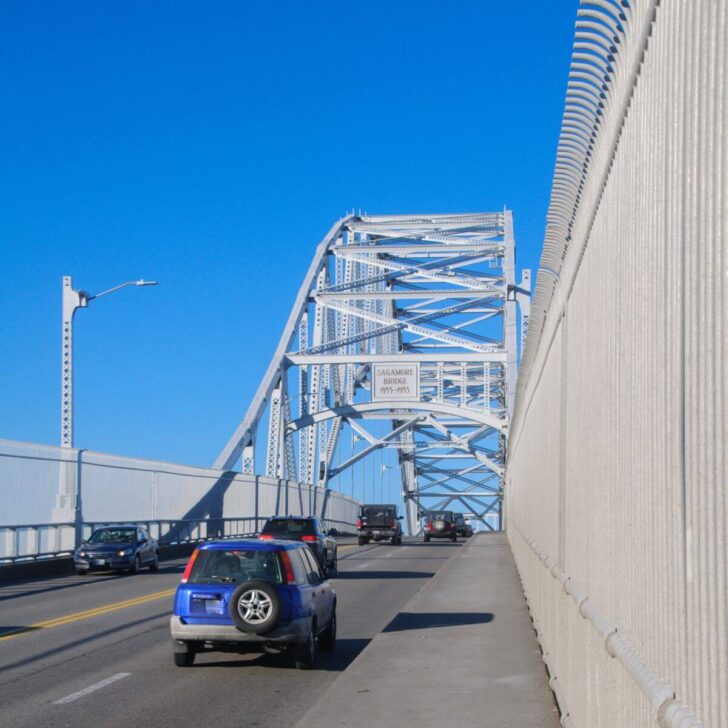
357,504,403,545
259,516,338,577
423,511,457,542
454,514,473,537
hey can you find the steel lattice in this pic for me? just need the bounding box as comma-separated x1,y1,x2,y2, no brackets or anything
215,212,529,533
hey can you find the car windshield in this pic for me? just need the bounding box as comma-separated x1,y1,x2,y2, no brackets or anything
360,506,396,522
88,528,136,544
429,511,454,521
261,519,315,537
188,549,284,585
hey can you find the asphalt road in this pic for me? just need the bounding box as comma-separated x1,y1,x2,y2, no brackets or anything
0,538,464,728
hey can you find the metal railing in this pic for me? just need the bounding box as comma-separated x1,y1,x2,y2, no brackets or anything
0,516,358,563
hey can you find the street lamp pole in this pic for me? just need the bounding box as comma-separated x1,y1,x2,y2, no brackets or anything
60,275,158,448
54,275,158,533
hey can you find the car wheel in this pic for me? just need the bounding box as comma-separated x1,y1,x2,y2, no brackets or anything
173,650,195,667
357,536,366,546
75,568,88,576
149,551,159,571
451,533,457,543
294,624,318,669
230,581,280,634
326,553,338,579
319,609,336,652
424,534,430,543
128,555,141,575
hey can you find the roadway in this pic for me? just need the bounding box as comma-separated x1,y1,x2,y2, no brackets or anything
0,538,463,727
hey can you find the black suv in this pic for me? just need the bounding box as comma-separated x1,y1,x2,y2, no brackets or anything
454,514,473,537
259,516,338,577
423,511,457,542
357,504,403,545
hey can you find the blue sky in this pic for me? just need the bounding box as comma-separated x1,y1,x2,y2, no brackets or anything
0,1,576,467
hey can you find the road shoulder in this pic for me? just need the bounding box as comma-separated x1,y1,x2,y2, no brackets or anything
296,533,561,728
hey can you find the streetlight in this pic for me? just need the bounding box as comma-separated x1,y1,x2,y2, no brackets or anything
61,275,158,448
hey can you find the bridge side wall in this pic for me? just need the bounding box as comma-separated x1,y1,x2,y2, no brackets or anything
507,1,726,726
0,439,359,558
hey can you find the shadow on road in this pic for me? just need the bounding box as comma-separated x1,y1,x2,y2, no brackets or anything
335,570,435,580
0,563,183,603
194,638,372,673
0,625,41,639
0,610,169,674
383,611,494,632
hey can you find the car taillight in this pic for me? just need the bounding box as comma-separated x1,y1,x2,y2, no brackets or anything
357,518,363,529
301,535,317,542
259,533,274,540
279,550,295,584
425,522,432,532
391,519,397,529
180,548,199,583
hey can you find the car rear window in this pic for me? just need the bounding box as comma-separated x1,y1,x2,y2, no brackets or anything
429,511,454,521
360,506,396,522
188,548,284,585
261,519,315,537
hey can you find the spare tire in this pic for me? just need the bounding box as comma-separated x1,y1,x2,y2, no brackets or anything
229,580,281,634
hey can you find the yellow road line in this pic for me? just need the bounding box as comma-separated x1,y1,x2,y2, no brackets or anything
1,544,363,643
0,588,177,642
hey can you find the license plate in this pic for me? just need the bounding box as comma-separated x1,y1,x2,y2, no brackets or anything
191,595,224,616
373,530,381,535
93,559,106,566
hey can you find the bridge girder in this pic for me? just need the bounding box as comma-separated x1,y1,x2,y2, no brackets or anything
214,212,529,533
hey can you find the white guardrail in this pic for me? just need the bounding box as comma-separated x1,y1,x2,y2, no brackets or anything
0,439,359,563
0,516,356,564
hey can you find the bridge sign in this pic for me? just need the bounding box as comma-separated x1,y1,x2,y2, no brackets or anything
372,363,420,401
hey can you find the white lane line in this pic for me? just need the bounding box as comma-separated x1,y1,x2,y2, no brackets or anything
385,552,395,558
53,673,131,705
358,562,370,569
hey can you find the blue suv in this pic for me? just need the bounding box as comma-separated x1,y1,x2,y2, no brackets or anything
170,539,336,669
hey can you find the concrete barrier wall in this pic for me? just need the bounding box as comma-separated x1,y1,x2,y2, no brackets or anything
507,1,726,727
0,438,359,558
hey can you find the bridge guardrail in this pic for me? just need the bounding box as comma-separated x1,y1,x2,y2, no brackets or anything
1,517,357,564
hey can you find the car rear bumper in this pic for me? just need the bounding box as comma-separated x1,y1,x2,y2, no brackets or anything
359,529,397,539
169,616,310,645
426,531,455,538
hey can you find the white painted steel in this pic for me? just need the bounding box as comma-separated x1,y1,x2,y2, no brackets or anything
214,213,528,534
508,1,725,727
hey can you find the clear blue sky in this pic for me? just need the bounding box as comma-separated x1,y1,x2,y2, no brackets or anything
0,1,576,467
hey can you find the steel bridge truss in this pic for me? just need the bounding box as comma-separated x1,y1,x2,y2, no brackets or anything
214,212,529,533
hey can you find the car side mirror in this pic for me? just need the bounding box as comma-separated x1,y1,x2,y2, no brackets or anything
328,528,338,536
397,516,403,520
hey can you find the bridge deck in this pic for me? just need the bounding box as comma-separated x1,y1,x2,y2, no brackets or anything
296,532,560,727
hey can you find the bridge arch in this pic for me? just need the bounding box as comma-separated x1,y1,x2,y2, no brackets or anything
215,213,528,533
